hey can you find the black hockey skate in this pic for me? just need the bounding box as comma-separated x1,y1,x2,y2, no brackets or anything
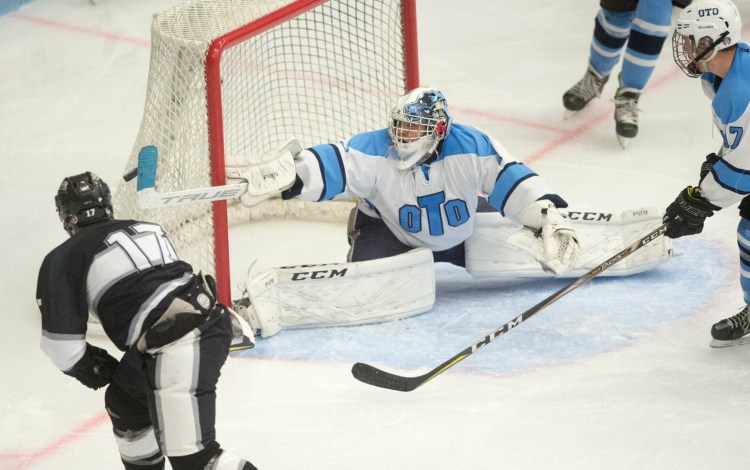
563,65,609,117
710,306,750,348
613,87,641,149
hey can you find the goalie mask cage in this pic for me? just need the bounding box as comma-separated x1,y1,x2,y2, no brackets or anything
113,0,419,304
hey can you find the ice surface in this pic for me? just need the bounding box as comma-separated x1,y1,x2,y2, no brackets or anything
2,1,750,469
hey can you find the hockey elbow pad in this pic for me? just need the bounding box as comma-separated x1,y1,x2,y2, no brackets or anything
64,343,118,390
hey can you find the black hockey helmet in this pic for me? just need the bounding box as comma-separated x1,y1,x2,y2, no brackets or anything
55,171,113,234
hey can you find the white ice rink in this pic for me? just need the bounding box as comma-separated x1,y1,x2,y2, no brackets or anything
2,0,750,468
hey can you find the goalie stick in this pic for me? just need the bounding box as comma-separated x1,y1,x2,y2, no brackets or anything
351,223,668,392
130,142,297,209
133,146,249,209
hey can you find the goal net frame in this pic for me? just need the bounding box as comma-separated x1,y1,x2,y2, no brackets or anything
114,0,419,304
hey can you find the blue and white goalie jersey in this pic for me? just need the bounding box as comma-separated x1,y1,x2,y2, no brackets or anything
291,123,566,251
699,43,750,208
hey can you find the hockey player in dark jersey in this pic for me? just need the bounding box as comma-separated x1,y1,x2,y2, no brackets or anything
36,172,256,470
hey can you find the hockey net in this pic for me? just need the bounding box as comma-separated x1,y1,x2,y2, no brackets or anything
113,0,418,303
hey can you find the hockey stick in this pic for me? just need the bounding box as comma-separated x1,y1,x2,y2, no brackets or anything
134,145,249,209
131,142,298,209
351,223,668,392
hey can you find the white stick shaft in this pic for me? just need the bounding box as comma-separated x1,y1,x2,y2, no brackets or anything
137,181,248,208
136,145,248,208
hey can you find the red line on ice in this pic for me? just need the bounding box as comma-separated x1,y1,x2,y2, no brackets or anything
10,12,150,47
0,412,109,468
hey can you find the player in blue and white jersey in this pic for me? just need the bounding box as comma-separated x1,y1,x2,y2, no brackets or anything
281,87,580,276
562,0,691,148
662,0,750,347
36,172,255,470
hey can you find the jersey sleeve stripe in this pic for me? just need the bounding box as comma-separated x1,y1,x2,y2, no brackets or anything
712,159,750,194
40,332,86,371
309,144,346,201
488,162,537,216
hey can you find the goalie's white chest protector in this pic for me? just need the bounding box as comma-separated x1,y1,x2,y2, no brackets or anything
356,152,482,250
294,123,559,251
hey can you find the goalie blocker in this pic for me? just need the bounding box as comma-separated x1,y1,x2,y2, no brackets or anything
236,206,671,338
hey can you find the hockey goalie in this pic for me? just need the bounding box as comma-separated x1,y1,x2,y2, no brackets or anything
226,87,672,339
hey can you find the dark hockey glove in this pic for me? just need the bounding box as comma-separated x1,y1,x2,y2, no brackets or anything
281,174,303,200
663,186,720,239
672,0,692,8
63,344,118,390
699,152,720,182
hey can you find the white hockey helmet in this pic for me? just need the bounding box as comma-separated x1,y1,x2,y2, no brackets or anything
388,87,452,170
672,0,742,77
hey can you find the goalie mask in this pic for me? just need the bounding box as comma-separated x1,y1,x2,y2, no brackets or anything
55,171,113,235
672,0,742,77
388,87,452,170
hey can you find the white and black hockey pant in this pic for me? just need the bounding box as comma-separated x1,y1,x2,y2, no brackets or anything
104,280,251,470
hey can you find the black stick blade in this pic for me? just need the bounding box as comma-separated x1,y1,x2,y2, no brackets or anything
351,362,420,392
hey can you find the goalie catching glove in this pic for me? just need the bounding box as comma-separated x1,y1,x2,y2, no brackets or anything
663,186,720,239
227,139,300,207
508,200,580,275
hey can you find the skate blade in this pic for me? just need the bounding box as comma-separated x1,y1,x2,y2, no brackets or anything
563,109,579,120
230,335,255,352
709,336,750,348
617,135,632,149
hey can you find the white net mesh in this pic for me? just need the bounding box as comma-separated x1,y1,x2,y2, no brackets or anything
113,0,412,294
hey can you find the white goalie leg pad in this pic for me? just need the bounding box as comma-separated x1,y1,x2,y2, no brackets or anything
466,207,672,278
243,248,435,337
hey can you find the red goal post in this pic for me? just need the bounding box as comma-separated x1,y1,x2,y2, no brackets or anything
114,0,419,304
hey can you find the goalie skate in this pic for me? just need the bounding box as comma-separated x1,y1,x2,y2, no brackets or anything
231,297,263,337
